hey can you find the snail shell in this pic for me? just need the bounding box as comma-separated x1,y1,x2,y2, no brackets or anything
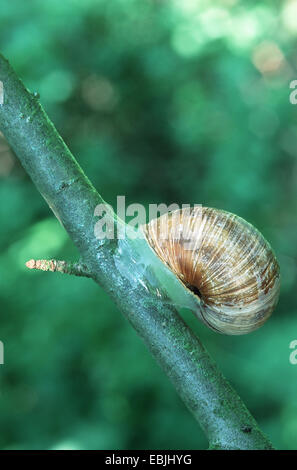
142,206,280,335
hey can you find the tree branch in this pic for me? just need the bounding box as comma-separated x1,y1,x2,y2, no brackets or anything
0,54,274,450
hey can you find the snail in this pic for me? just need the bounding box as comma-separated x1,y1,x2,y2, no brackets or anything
142,206,280,335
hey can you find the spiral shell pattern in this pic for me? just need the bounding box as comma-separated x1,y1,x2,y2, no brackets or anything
142,207,280,335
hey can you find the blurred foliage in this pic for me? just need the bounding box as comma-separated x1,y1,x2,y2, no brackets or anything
0,0,297,450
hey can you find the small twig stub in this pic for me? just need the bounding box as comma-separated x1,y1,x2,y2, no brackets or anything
25,258,92,278
0,81,3,105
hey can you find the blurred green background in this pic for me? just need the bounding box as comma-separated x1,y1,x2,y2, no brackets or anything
0,0,297,450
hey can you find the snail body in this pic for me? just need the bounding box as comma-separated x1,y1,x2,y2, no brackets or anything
142,206,280,335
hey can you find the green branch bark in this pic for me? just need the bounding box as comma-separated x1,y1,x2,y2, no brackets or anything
0,54,274,450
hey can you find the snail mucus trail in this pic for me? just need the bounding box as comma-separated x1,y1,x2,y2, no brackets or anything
141,206,280,335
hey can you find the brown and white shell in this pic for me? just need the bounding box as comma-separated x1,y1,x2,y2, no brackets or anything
142,207,280,335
